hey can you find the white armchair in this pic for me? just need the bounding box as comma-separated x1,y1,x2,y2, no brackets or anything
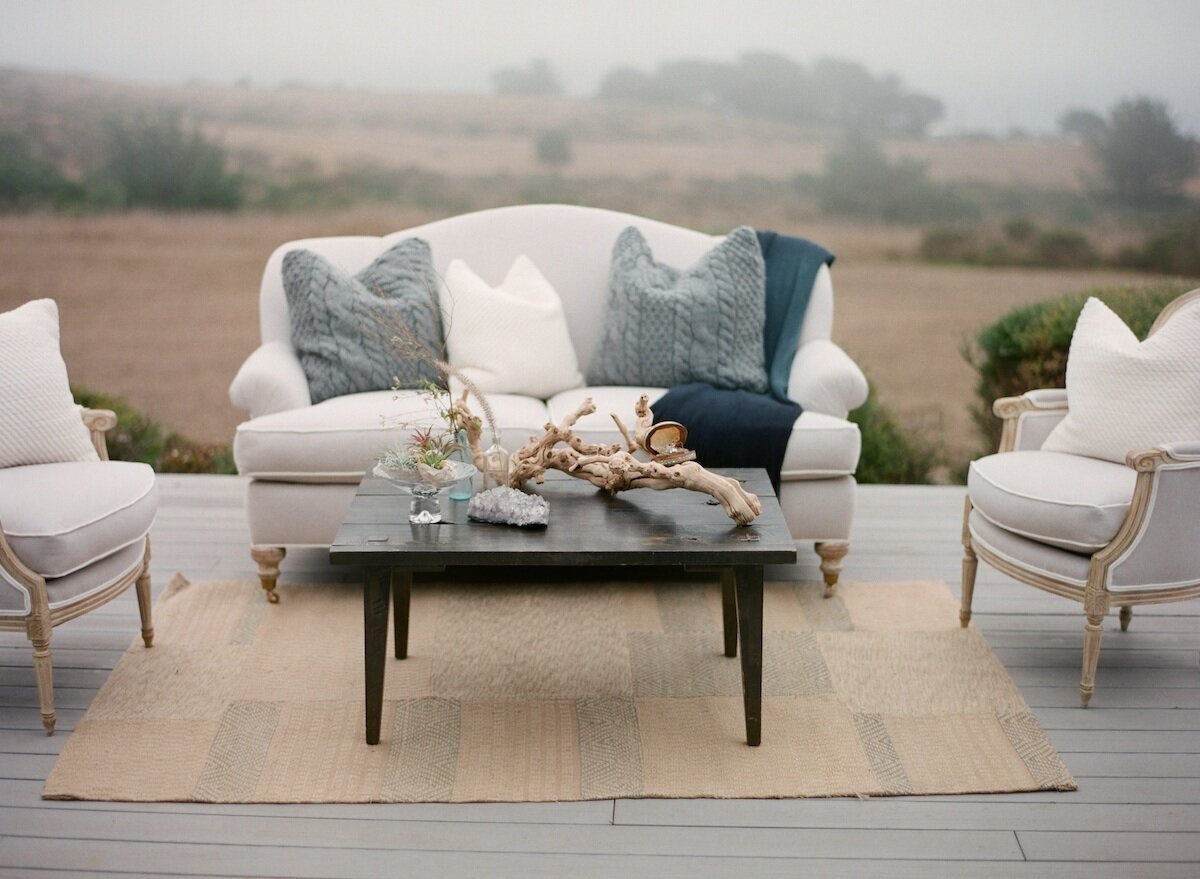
960,290,1200,706
0,409,157,733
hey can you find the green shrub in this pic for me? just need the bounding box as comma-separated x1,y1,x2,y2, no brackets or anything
1116,212,1200,276
814,133,977,224
102,110,243,210
965,281,1198,452
849,387,942,484
72,388,236,474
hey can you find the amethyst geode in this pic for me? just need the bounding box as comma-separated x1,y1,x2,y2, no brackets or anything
467,486,549,527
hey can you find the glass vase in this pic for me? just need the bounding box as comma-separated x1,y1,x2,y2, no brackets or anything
409,483,442,524
449,430,474,501
483,436,510,489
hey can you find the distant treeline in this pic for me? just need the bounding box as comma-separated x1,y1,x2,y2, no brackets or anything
595,54,943,137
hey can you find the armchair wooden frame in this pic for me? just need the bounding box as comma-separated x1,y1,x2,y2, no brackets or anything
961,288,1200,706
0,408,153,734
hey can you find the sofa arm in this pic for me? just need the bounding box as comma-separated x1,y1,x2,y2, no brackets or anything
786,339,868,419
993,389,1069,453
229,342,311,419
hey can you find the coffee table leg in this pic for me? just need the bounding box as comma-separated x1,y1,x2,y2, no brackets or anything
734,565,763,746
391,569,411,660
363,566,390,745
720,569,738,658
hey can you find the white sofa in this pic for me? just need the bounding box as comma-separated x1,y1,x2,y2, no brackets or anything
229,205,868,600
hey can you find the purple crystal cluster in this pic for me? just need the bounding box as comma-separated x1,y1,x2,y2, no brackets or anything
467,486,549,527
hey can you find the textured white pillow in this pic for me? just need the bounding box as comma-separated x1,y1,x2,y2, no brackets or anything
0,300,98,468
1042,296,1200,463
441,255,584,399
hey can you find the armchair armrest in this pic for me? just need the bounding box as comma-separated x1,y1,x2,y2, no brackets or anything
79,407,117,460
1096,444,1200,593
786,339,869,419
993,389,1069,453
229,341,311,420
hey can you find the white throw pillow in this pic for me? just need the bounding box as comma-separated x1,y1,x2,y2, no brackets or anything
1042,296,1200,464
440,255,584,399
0,300,99,469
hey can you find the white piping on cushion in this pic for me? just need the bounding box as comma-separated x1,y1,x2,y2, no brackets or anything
47,538,146,610
973,507,1112,553
969,461,1133,509
2,477,155,539
969,521,1088,587
28,526,153,580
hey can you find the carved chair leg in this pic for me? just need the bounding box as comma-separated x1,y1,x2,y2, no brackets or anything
1119,605,1133,632
960,542,978,628
251,546,286,604
136,542,154,647
31,636,55,735
1080,611,1105,707
814,541,849,598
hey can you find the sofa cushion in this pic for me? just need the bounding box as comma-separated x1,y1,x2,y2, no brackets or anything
441,255,583,399
0,461,157,578
0,299,98,469
546,387,860,480
1043,296,1200,464
586,226,769,393
968,450,1135,553
283,238,444,404
234,390,550,483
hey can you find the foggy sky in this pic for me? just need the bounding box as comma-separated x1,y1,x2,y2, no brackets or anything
2,0,1197,134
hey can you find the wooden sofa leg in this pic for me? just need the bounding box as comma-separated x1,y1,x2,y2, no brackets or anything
251,546,286,604
1119,605,1133,632
815,541,849,598
136,540,154,647
960,542,978,628
1080,611,1105,707
31,636,55,735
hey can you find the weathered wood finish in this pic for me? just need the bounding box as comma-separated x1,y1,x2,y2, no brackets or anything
0,410,153,733
391,569,411,660
331,469,794,745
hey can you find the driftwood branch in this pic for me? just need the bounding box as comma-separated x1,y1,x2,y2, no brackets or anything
493,394,762,526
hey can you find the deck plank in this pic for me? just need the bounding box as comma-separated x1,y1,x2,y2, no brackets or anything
0,477,1196,876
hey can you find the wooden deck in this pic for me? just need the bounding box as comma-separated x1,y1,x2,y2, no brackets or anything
1,476,1196,877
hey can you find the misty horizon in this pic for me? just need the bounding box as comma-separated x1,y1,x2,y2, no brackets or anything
2,0,1198,136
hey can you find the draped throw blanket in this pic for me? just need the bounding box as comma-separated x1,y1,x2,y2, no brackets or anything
652,232,835,496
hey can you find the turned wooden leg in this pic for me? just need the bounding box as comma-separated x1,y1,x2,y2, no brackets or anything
392,569,411,660
31,636,55,735
814,541,849,598
135,540,154,647
720,569,738,658
250,546,286,604
1080,611,1105,707
1119,605,1132,632
960,542,978,628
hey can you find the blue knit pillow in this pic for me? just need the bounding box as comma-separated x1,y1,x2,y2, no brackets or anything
587,226,768,392
283,238,444,404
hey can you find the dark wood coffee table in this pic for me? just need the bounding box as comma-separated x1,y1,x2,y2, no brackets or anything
329,468,796,746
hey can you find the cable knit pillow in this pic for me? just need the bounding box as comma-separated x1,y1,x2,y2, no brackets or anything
587,226,768,392
283,238,444,404
0,299,99,468
441,255,583,399
1042,296,1200,463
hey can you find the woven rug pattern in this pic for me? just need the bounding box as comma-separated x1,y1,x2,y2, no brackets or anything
44,576,1074,802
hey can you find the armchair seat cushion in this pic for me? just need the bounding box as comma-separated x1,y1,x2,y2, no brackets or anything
234,390,551,483
0,461,157,578
968,450,1135,553
547,387,860,480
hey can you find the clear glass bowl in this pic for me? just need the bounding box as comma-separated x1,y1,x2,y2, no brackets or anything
372,460,478,523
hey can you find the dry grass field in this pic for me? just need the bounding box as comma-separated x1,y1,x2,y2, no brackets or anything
0,69,1186,475
0,209,1168,471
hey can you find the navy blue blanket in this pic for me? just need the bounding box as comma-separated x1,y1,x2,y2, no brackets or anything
651,231,834,495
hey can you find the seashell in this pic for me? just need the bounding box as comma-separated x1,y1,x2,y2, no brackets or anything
643,421,688,455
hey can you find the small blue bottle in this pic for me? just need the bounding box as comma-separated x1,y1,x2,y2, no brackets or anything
449,430,473,501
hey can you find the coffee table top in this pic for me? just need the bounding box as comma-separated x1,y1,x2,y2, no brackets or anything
330,468,796,568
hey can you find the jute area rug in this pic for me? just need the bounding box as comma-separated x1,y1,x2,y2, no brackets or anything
44,574,1074,802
